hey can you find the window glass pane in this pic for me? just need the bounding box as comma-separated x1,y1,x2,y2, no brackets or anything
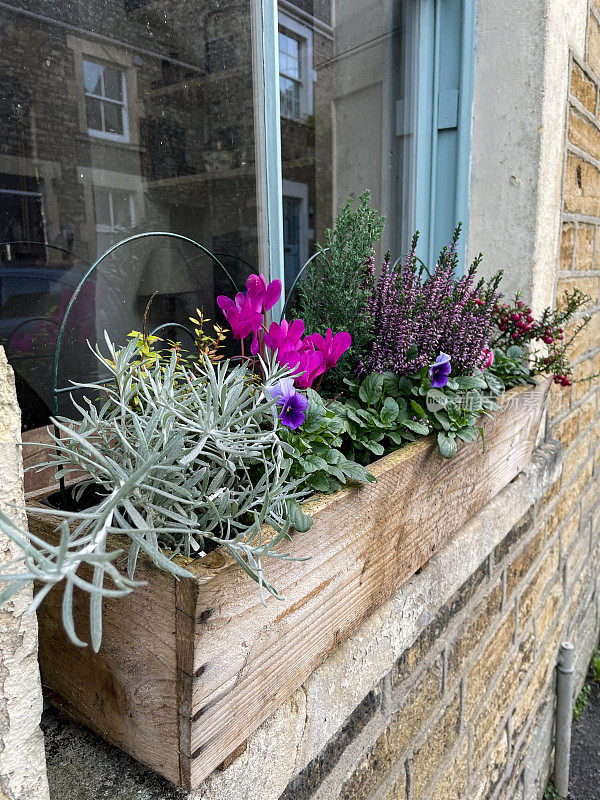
112,191,133,229
93,189,112,228
0,0,259,430
85,96,103,131
279,32,300,79
83,59,103,95
280,76,300,120
103,66,123,101
103,101,124,135
280,1,418,295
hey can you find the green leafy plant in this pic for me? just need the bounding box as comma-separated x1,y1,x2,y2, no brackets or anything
487,345,537,389
591,647,600,682
279,389,375,493
0,335,313,649
544,781,561,800
296,190,385,393
331,372,430,465
415,369,499,459
573,683,592,720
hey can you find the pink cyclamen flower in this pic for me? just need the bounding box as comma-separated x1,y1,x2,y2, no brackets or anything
279,344,326,389
216,291,262,341
263,318,305,356
246,274,281,313
482,348,494,369
305,328,352,369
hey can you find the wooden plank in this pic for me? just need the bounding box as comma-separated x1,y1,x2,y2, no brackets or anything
186,379,550,785
32,513,186,786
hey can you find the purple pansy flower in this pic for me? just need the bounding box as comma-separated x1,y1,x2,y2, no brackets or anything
268,377,309,430
429,352,452,388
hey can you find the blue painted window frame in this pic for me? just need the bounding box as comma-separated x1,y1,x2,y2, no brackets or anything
256,0,477,298
415,0,477,269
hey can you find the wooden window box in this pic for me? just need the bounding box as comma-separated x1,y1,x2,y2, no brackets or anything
26,379,550,789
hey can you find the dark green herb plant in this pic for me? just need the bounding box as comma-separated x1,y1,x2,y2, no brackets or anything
296,190,385,393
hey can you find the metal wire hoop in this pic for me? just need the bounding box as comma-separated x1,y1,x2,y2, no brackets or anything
280,247,330,320
50,231,240,416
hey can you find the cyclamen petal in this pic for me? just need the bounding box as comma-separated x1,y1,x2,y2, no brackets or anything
330,330,352,363
264,279,282,311
307,328,352,369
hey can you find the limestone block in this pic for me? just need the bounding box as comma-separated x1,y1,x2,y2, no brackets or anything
0,347,49,800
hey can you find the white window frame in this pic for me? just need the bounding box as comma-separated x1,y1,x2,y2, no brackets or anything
93,187,136,237
83,59,130,144
278,11,314,121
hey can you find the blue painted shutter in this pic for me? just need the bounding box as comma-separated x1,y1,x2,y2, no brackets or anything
415,0,477,270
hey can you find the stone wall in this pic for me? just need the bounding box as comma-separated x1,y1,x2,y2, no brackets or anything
0,348,49,800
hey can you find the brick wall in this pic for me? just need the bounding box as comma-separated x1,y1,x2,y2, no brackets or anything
269,488,597,800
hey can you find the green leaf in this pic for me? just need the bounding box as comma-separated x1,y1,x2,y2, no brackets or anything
362,440,385,456
507,345,523,360
433,410,451,430
387,430,406,445
397,376,414,396
437,431,458,459
410,399,425,416
383,372,400,397
485,372,505,396
403,418,430,435
380,396,400,424
455,375,487,390
308,471,335,493
456,427,478,443
338,458,375,481
288,500,313,532
359,373,384,405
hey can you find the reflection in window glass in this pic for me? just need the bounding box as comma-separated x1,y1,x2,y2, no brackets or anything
279,1,418,291
279,31,302,120
83,59,128,139
0,0,259,430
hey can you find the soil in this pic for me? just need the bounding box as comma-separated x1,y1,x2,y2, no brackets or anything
567,667,600,799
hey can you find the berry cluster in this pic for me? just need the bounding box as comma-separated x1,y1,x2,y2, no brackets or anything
490,289,591,386
493,298,565,346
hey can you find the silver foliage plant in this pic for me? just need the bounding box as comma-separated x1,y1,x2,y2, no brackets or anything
0,334,312,651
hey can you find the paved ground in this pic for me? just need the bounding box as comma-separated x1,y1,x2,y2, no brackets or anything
42,708,184,800
568,672,600,800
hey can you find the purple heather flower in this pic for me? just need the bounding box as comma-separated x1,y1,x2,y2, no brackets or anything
429,353,452,388
268,378,309,430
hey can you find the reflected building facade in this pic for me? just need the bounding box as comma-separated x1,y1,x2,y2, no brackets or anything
0,0,415,428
